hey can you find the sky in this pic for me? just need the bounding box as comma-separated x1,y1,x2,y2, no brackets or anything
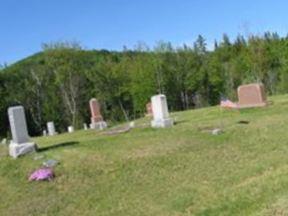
1,0,288,64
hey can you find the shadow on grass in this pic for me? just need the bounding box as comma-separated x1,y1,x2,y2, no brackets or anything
237,120,250,124
174,120,190,125
37,141,79,152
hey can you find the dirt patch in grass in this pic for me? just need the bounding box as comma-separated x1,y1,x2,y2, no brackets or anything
235,164,288,189
258,197,288,216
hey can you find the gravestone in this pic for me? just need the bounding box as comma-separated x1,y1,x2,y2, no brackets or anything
151,94,173,128
8,106,36,158
68,126,73,133
129,121,135,128
145,102,153,116
83,123,88,130
43,130,47,136
68,126,74,133
237,83,267,108
47,122,57,136
89,98,107,130
1,138,7,145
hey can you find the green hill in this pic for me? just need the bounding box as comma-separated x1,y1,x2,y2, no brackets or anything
1,95,288,215
2,34,288,138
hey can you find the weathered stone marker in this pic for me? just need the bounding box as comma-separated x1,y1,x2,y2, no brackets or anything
83,123,88,130
151,94,173,128
47,121,57,136
89,98,107,130
8,106,36,158
68,126,74,133
43,130,47,136
145,102,153,116
237,83,267,108
129,121,135,128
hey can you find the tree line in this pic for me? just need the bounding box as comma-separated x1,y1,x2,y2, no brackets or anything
0,32,287,137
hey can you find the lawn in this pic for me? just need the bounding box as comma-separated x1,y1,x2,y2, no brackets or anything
1,95,288,215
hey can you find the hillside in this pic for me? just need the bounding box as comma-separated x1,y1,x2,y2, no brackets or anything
1,95,288,215
1,34,288,138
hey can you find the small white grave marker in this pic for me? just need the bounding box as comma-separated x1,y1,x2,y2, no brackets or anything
43,130,47,136
68,126,74,133
47,122,57,136
83,123,88,130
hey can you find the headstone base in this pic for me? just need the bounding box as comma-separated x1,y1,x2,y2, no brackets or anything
48,132,58,136
90,121,107,130
237,102,267,109
9,142,36,158
151,118,174,128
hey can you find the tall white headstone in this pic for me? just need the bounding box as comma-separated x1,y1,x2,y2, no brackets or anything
47,122,57,136
8,106,36,158
151,94,174,128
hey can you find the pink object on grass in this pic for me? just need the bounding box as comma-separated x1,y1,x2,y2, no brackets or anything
220,99,238,109
29,168,55,181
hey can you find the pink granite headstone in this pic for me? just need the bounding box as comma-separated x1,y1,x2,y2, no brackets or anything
90,98,103,123
89,98,107,130
237,83,267,108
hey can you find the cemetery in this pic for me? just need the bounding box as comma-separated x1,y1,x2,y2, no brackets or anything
1,89,288,215
2,1,288,214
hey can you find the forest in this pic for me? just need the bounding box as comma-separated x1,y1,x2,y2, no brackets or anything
0,32,287,137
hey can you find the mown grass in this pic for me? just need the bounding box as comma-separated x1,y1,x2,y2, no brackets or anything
1,95,288,215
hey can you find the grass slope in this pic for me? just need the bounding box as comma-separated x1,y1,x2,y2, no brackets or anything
1,95,288,215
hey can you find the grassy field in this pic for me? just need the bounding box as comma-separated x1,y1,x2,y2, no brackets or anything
1,95,288,215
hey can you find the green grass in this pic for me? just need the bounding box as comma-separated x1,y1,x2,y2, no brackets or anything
2,95,288,215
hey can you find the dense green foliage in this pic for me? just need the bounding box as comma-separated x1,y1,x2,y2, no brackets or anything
1,33,288,136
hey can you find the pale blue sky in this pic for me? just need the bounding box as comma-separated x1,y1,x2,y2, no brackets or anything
1,0,288,64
